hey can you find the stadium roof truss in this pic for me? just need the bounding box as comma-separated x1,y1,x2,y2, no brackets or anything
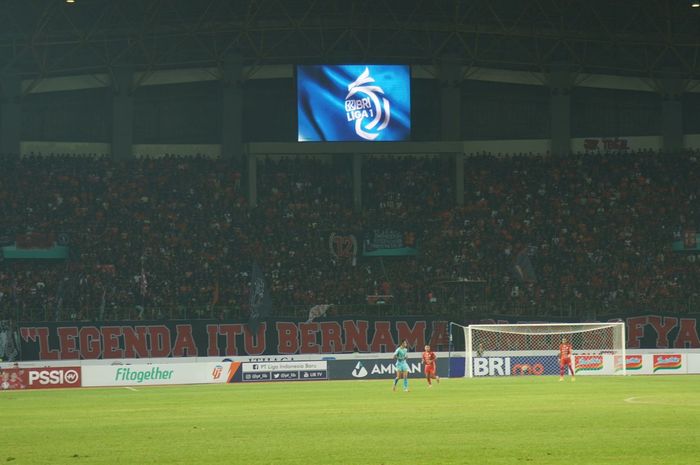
0,0,699,82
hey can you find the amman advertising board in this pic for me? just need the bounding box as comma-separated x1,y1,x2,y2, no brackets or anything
328,358,449,380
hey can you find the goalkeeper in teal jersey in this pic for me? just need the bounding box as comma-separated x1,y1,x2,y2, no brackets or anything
392,339,410,392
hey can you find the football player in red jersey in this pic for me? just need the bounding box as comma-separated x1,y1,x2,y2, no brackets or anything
421,344,440,387
559,337,575,382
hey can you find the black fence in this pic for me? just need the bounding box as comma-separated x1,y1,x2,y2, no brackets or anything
6,296,699,324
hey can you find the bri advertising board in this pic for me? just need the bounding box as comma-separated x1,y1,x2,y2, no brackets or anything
470,355,623,377
1,366,81,390
471,356,561,377
81,362,238,387
469,354,690,377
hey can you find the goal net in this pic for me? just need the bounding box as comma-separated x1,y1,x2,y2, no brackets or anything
451,322,626,378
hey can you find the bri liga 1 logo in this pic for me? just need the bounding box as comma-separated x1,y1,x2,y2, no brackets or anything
653,354,682,372
344,67,391,141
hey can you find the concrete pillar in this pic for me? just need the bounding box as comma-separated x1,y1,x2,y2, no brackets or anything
247,153,257,208
658,75,686,153
0,73,22,157
548,65,574,156
221,56,244,161
111,68,134,160
352,153,362,212
455,152,464,206
439,57,462,141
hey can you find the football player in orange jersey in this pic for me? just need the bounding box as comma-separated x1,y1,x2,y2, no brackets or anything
421,344,440,387
559,337,575,382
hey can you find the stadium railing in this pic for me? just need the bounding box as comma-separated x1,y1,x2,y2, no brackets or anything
6,296,698,323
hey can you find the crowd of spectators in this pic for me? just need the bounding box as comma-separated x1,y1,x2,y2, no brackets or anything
0,151,698,322
440,152,699,315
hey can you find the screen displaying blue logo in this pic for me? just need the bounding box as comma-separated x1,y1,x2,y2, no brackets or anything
297,65,411,142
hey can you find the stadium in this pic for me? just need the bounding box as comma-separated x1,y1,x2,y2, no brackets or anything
1,0,699,464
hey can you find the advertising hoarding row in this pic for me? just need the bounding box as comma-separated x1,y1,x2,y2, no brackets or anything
1,358,448,389
2,353,697,390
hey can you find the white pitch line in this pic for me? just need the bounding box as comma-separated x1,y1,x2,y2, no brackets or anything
623,396,696,407
125,386,138,392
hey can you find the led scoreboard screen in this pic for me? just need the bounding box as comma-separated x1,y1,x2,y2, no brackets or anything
297,64,411,142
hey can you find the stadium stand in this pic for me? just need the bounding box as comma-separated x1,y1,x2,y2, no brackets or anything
1,151,698,321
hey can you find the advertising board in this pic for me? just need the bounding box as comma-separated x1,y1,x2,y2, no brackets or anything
238,361,328,382
468,355,623,377
1,366,81,390
327,358,448,380
81,362,236,387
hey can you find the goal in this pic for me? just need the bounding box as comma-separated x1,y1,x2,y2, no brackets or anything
450,322,626,378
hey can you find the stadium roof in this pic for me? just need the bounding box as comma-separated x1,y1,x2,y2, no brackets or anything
1,0,699,80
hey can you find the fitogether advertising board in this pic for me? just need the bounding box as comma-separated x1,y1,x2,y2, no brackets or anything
297,65,411,142
81,362,238,387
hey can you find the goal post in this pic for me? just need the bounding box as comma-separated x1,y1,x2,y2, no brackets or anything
451,322,626,378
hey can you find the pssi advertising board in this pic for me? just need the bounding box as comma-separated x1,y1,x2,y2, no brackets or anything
1,366,81,390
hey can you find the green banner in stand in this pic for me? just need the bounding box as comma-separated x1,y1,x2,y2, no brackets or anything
2,245,69,259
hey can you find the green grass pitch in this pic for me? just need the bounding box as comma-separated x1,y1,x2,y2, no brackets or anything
2,375,699,465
